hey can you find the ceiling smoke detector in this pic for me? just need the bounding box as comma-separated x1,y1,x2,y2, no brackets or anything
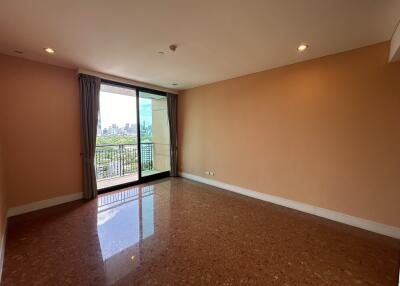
169,44,177,52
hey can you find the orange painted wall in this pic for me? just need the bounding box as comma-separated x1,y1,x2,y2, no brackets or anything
0,54,82,208
178,42,400,227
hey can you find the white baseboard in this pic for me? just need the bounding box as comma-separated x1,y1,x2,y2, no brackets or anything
7,192,83,218
0,219,7,284
179,172,400,239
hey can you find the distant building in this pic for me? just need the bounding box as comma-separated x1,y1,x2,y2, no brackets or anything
97,116,102,135
97,122,140,136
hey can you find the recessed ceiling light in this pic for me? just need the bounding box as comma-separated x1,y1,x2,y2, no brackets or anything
297,44,309,52
44,47,55,54
172,83,178,86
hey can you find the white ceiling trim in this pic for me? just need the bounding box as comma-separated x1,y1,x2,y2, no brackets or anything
78,68,178,94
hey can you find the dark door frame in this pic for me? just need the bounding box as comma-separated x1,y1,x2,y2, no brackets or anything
97,79,170,194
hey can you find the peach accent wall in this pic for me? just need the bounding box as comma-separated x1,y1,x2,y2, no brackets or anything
0,54,82,208
178,42,400,228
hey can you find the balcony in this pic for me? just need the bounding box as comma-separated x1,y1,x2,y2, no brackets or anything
95,143,162,189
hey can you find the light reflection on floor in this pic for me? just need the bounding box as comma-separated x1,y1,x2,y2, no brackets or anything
97,186,155,261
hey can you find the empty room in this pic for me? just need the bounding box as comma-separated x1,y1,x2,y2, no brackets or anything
0,0,400,285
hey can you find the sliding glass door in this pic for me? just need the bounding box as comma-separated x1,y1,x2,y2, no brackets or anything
95,81,170,191
95,83,139,190
139,90,171,179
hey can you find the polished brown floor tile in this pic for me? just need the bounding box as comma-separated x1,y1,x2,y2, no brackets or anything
1,178,399,285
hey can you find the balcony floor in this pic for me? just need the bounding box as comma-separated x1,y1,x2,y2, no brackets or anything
96,170,162,189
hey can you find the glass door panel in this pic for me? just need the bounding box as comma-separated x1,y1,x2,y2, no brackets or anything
95,83,139,190
138,91,170,178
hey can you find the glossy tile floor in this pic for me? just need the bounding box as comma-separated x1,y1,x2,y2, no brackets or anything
2,178,399,285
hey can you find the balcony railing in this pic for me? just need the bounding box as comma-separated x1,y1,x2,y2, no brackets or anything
95,143,153,180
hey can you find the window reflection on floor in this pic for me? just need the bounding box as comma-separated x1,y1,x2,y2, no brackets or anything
97,186,155,261
142,192,154,239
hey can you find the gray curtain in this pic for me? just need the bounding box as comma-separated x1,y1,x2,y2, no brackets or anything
167,93,178,176
79,74,101,199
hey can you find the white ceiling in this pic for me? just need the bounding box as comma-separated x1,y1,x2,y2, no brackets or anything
0,0,399,90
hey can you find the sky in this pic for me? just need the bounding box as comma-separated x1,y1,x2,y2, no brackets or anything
99,91,151,129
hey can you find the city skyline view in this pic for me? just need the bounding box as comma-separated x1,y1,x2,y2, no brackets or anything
97,90,152,136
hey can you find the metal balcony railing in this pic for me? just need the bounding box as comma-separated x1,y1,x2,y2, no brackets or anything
95,143,153,180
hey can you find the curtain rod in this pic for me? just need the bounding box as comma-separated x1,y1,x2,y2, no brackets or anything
77,68,178,94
